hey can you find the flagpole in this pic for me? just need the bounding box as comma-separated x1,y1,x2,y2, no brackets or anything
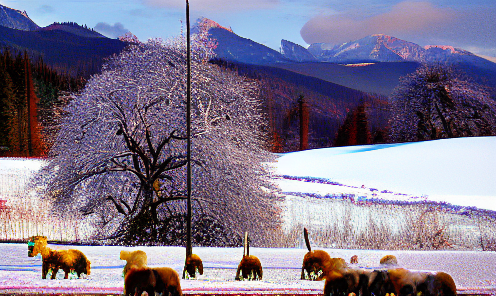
185,0,193,260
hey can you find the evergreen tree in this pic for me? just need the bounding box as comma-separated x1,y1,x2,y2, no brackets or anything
334,103,372,147
24,53,44,156
0,60,15,153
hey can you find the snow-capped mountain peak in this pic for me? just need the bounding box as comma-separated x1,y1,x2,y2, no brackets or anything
306,34,490,65
280,39,317,62
424,45,471,55
192,17,233,35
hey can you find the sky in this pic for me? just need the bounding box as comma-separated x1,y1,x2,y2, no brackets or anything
1,0,496,57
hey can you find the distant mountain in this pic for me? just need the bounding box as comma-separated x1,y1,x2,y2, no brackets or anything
36,22,106,38
192,17,233,35
280,35,496,95
280,39,317,62
0,25,126,77
307,34,496,71
0,4,39,31
308,35,424,63
195,18,290,65
0,5,126,77
198,21,496,95
274,62,421,96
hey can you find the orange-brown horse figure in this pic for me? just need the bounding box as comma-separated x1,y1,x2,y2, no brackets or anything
388,268,457,296
28,236,90,279
124,267,182,296
183,254,204,279
235,232,262,280
350,255,358,264
301,228,346,280
120,250,147,276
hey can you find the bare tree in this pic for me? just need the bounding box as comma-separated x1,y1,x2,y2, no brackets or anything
35,38,280,246
390,64,496,142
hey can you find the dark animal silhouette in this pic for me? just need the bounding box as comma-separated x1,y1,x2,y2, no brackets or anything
235,232,262,280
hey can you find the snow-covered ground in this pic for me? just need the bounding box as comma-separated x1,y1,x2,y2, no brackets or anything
0,137,495,294
0,243,495,295
276,136,496,212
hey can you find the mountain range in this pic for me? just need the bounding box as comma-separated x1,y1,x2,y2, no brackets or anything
192,18,496,96
2,6,495,94
1,7,495,151
0,4,125,77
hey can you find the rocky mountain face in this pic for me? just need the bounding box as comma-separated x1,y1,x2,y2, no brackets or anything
0,4,39,31
192,17,233,35
195,18,290,65
306,34,494,68
280,39,317,62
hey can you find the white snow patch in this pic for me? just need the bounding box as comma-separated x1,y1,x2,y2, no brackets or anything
276,137,496,211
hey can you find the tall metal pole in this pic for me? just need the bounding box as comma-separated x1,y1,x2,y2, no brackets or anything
185,0,193,259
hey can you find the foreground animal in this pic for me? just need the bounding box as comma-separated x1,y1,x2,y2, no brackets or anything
120,250,147,276
301,228,346,280
388,268,457,296
235,232,262,280
323,268,370,296
182,254,203,279
124,267,182,296
27,236,90,279
427,271,457,296
367,269,396,296
388,268,425,296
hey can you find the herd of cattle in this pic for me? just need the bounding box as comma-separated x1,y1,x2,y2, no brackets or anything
26,230,457,296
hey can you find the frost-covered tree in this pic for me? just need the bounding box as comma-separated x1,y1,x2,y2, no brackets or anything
35,38,280,246
390,64,496,142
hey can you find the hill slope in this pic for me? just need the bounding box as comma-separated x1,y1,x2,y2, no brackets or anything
277,136,496,211
36,22,106,38
274,62,420,96
0,25,126,76
0,4,39,31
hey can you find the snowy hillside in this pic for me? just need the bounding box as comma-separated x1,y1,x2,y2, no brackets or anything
276,136,496,212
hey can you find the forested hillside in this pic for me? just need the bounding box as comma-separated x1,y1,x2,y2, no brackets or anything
211,60,390,152
0,50,84,157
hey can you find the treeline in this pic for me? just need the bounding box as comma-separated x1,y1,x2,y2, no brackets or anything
210,58,388,152
0,49,84,157
49,22,96,32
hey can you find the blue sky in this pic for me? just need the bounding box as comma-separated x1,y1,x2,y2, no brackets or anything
2,0,496,57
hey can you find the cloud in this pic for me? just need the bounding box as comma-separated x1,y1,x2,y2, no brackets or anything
38,5,55,14
94,22,130,39
300,1,456,45
140,0,279,12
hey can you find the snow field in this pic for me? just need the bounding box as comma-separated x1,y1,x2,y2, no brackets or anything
0,244,495,294
276,137,496,211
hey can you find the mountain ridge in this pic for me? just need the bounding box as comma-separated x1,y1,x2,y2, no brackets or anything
36,22,106,38
302,34,492,66
0,4,39,31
